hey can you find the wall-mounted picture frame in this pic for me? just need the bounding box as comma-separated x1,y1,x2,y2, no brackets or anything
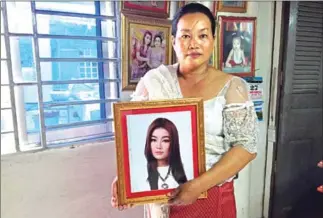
178,1,217,16
217,1,247,13
113,98,207,205
218,16,256,77
121,13,172,90
121,1,170,18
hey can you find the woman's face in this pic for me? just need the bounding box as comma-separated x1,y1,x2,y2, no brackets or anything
172,12,215,72
150,127,170,161
144,33,152,45
154,37,162,47
233,38,241,50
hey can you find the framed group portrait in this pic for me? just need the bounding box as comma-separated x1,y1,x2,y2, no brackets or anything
121,13,172,90
218,16,256,77
217,1,247,13
113,98,206,205
121,1,170,18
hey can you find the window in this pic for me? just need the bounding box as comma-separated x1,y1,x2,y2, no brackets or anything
1,1,120,155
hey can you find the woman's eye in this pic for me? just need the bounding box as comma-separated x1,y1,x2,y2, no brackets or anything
163,140,170,143
151,139,156,142
201,34,208,38
182,35,190,39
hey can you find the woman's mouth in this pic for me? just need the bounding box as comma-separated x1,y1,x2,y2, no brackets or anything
154,151,164,155
188,52,202,59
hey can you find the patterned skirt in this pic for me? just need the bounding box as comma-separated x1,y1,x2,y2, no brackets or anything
144,181,236,218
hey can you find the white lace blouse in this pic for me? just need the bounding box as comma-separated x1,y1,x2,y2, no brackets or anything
131,63,258,173
131,64,258,218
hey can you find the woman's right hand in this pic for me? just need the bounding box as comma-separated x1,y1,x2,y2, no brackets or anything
111,176,134,210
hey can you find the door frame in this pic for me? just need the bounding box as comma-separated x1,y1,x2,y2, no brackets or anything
263,1,288,217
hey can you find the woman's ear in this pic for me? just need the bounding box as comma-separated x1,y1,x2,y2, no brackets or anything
171,35,175,47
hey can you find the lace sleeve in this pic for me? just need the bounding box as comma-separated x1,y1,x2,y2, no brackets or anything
130,78,149,101
223,77,258,154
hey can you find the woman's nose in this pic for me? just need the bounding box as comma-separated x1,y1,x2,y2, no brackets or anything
188,37,199,49
156,141,162,149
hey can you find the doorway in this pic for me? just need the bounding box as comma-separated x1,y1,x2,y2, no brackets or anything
269,1,323,218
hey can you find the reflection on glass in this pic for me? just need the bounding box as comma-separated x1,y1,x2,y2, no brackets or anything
10,37,37,82
40,61,100,81
37,14,96,37
35,2,95,14
45,103,103,127
43,83,100,102
1,109,13,132
7,2,33,34
1,133,16,155
1,86,11,108
1,61,9,84
38,39,117,59
38,39,98,58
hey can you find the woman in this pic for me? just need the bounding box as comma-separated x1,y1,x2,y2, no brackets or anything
145,117,187,191
134,31,153,79
111,3,258,217
225,33,247,68
147,35,165,69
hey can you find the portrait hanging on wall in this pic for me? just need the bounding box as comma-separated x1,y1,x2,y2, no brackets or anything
113,98,207,205
217,1,247,13
121,1,170,18
178,1,217,16
218,16,256,77
121,13,172,90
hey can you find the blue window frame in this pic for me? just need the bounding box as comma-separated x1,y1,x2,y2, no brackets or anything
1,1,121,154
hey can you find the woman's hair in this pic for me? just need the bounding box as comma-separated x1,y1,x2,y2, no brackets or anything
154,34,162,43
142,30,153,46
172,3,216,37
144,117,187,190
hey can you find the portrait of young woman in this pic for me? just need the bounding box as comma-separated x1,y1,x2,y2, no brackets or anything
127,113,194,194
112,3,258,218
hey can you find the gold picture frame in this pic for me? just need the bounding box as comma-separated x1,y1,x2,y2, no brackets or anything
121,1,170,18
217,1,247,13
113,98,207,205
121,13,173,91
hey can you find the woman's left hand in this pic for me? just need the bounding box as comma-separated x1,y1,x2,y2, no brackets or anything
167,180,203,206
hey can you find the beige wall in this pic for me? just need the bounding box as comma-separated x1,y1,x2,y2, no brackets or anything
1,141,144,218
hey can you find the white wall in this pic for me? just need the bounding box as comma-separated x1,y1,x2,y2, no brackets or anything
120,2,275,218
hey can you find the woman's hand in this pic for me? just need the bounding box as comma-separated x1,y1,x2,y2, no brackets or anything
111,176,134,210
167,180,203,206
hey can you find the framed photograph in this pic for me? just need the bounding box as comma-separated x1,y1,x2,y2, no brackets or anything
113,98,207,205
217,1,247,13
121,13,172,90
218,16,256,77
121,1,170,18
178,1,217,15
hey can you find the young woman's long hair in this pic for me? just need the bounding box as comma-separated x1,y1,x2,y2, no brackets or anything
144,118,187,190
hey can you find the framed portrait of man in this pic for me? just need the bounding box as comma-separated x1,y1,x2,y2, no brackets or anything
218,16,256,77
113,98,206,205
121,13,172,90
